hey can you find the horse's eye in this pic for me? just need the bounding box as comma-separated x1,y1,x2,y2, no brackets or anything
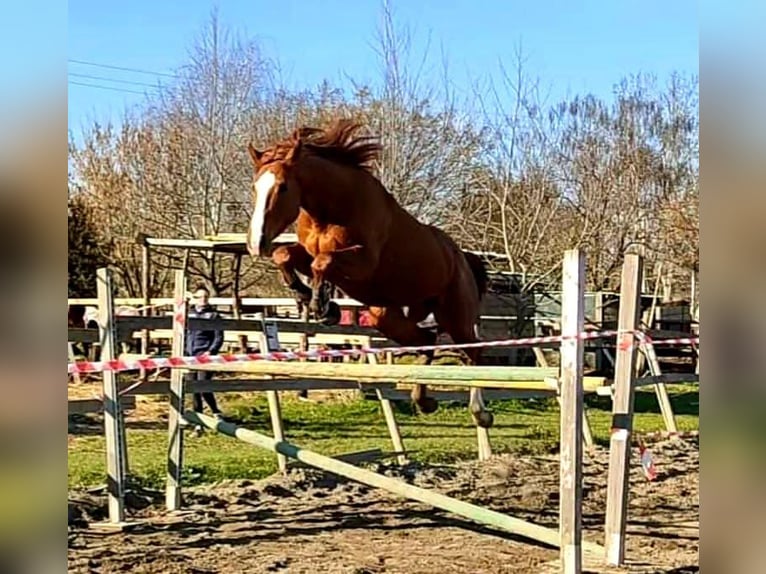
277,183,288,194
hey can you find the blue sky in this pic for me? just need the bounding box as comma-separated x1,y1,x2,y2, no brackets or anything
67,0,698,140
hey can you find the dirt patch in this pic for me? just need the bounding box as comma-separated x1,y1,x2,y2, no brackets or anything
68,438,698,573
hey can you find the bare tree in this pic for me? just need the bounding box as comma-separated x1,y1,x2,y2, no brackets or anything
347,0,485,226
69,10,280,296
69,4,698,305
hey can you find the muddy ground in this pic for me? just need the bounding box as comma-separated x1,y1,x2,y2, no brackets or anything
68,436,698,574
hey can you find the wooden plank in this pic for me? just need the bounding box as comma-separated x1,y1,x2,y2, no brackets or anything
604,253,643,566
119,378,396,395
183,361,607,392
559,249,585,574
96,268,126,524
91,374,607,396
115,314,574,341
69,328,100,343
369,388,558,402
68,396,136,415
124,329,391,348
184,361,558,383
641,339,679,433
185,411,603,555
634,373,698,386
69,296,367,307
116,315,382,338
166,270,188,512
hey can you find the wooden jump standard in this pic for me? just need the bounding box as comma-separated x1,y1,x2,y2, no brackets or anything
162,249,600,573
78,250,687,572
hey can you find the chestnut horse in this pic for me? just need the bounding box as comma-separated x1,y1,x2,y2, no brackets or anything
245,119,493,428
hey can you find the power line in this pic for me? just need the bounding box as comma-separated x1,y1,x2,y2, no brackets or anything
68,80,157,96
69,72,166,89
68,58,178,79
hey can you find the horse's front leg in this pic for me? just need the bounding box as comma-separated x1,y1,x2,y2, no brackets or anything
309,245,375,316
272,244,314,313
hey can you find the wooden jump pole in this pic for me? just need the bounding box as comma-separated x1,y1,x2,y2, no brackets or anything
96,267,127,524
604,253,643,565
559,249,586,574
185,361,559,383
166,270,188,511
184,411,604,556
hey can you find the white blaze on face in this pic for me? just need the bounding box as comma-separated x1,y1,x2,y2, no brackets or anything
249,170,277,255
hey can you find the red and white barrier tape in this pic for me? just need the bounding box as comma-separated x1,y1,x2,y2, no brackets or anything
68,328,699,375
69,329,619,374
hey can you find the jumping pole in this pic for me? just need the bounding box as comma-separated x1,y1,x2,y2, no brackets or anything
184,411,604,556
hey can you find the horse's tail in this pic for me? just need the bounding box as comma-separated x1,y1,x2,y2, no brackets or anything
462,250,489,301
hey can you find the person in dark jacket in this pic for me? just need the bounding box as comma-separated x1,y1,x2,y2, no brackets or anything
186,285,224,432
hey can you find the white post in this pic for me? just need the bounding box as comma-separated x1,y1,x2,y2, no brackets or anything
166,270,188,510
604,253,643,565
559,250,585,574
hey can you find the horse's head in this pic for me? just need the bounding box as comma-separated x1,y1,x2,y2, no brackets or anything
245,139,303,257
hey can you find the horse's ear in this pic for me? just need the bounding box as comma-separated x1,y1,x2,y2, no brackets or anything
247,143,264,166
285,138,302,165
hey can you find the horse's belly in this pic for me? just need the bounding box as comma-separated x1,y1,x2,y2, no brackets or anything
337,259,447,307
334,278,396,307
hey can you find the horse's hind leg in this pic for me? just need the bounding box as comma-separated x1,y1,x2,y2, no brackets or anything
435,311,494,429
366,306,439,414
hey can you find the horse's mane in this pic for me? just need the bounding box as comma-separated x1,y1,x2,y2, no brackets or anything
269,119,382,174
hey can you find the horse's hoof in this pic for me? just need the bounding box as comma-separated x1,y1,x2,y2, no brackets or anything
416,396,439,414
472,410,494,429
317,301,341,326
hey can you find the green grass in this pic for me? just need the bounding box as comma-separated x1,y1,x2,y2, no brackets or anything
68,385,699,490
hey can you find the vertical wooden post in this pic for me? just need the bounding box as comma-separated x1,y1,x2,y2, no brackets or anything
371,350,407,465
166,270,188,511
604,253,643,565
256,312,287,473
140,240,151,383
559,249,585,574
96,268,127,524
232,253,248,353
